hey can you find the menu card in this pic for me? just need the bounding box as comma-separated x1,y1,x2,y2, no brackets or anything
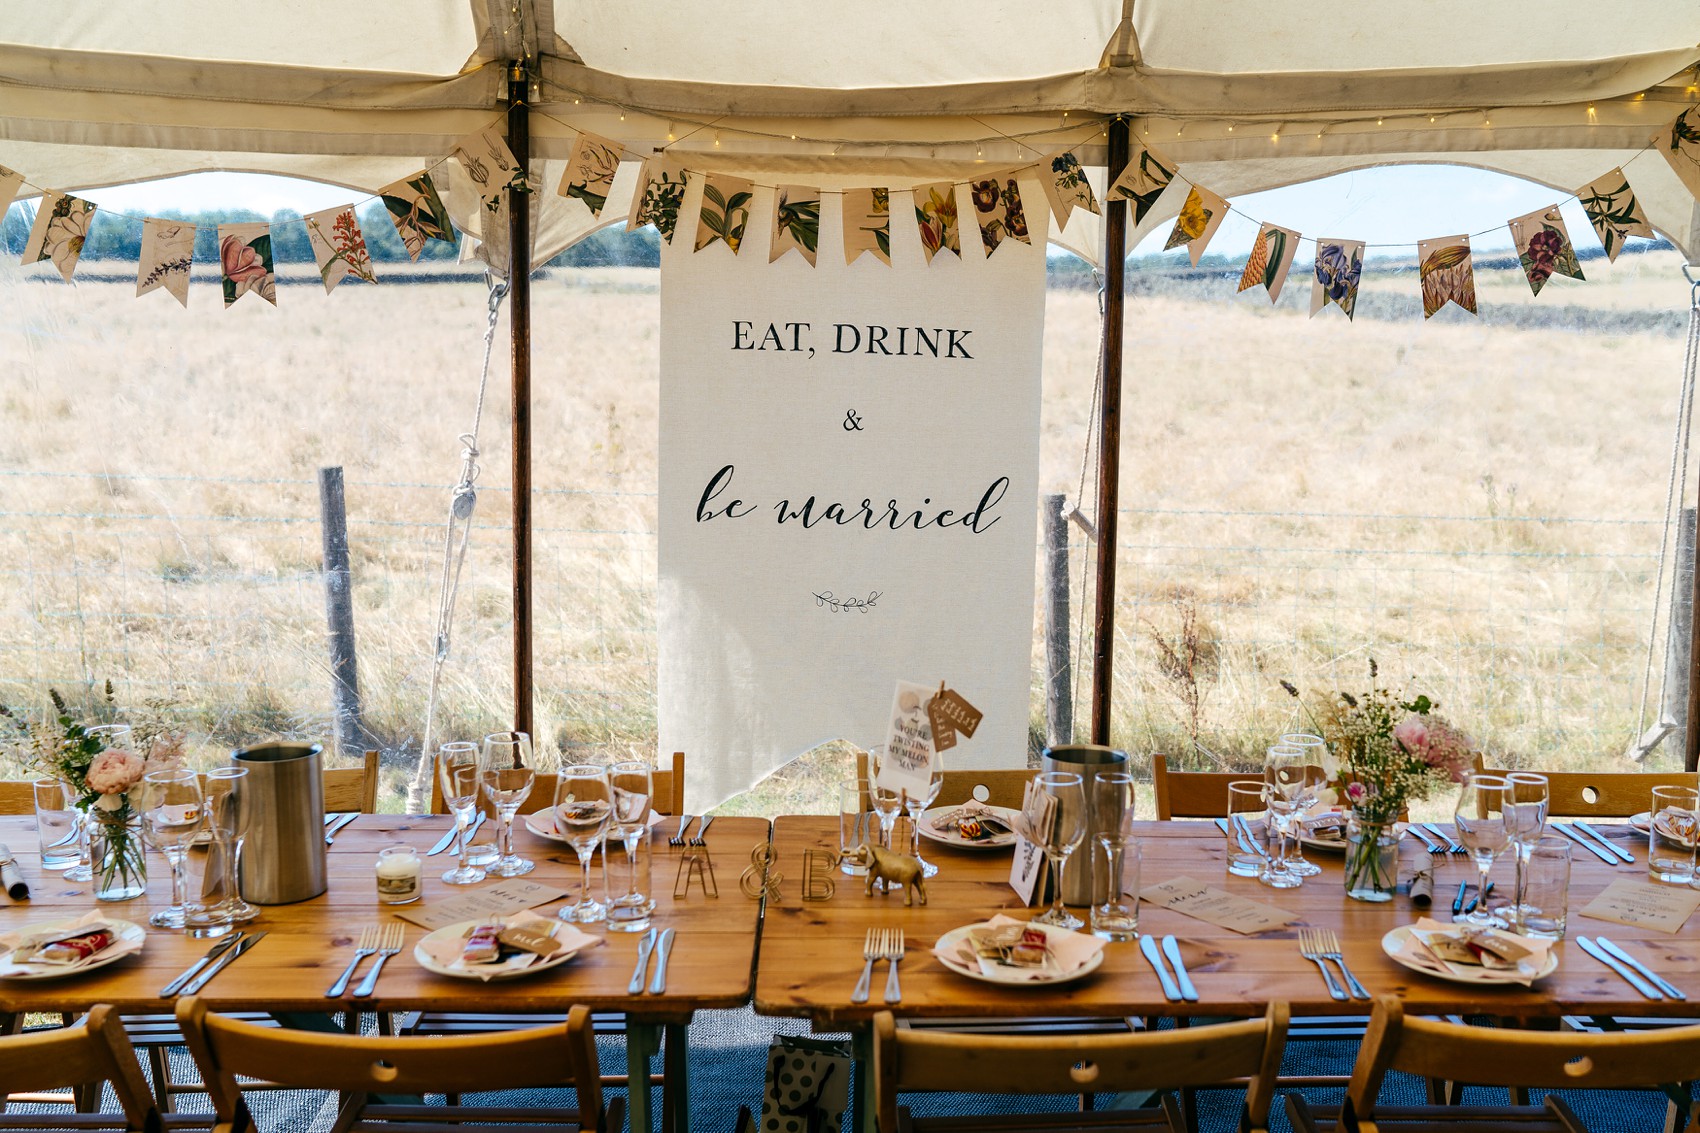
393,879,570,931
1579,877,1700,934
1007,778,1056,906
1139,875,1296,935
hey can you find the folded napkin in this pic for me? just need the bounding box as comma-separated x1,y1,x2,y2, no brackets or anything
416,909,601,982
1399,917,1553,987
933,914,1106,982
0,910,144,977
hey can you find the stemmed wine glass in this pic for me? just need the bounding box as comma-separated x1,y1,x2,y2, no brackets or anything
866,747,906,852
554,765,612,924
1500,772,1550,931
1262,744,1320,889
480,732,536,877
136,768,204,929
1277,732,1327,878
436,742,486,886
902,747,946,879
1453,772,1510,928
1030,770,1086,930
68,724,134,883
606,759,655,932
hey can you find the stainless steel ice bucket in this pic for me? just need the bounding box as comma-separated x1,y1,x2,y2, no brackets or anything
1040,743,1130,906
232,742,327,904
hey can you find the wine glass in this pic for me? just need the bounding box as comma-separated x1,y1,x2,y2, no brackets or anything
1277,732,1327,878
1031,771,1086,930
1261,745,1314,889
436,742,486,886
902,747,946,879
866,747,905,855
68,724,134,883
1501,772,1550,931
480,732,536,878
606,759,655,932
1453,772,1510,928
135,768,204,929
554,766,612,924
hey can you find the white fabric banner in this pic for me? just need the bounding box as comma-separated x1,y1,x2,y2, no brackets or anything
659,179,1048,812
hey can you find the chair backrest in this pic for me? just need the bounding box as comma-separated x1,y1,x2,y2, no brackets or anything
0,1004,160,1131
873,1002,1288,1133
1152,753,1241,820
430,751,686,817
1479,763,1697,818
322,749,381,813
178,997,606,1131
851,752,1034,810
0,779,38,816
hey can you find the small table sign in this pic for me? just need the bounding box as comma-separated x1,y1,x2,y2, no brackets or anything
1579,877,1700,935
1139,875,1297,935
392,879,570,931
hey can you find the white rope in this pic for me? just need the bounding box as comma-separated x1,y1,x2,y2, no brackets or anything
1068,270,1107,740
405,277,509,811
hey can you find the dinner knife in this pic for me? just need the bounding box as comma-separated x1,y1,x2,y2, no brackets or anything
1596,937,1685,1000
1160,935,1200,1002
426,812,484,857
1139,934,1182,1002
160,932,246,998
628,927,659,995
324,812,359,845
1573,821,1635,864
1230,815,1264,859
180,931,267,995
1576,936,1663,1000
1554,823,1618,865
647,927,676,995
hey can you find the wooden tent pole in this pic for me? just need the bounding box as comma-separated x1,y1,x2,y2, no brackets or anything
507,64,535,739
1090,116,1130,747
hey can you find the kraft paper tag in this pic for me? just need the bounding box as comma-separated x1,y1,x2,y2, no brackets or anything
926,685,983,752
1139,875,1297,935
393,879,571,932
1580,878,1700,934
497,926,564,956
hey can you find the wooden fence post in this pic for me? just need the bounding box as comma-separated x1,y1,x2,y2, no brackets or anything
319,466,366,758
1042,493,1073,746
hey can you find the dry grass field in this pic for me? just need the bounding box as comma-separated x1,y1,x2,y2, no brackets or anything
0,245,1692,812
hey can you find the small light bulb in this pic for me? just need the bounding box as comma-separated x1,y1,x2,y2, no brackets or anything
1226,124,1234,133
1376,117,1383,126
1270,132,1279,143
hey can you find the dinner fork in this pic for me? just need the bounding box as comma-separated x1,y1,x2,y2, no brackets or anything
690,814,715,846
351,923,405,998
1297,929,1346,1001
325,926,379,998
1316,928,1371,999
884,929,905,1004
851,929,881,1004
669,815,695,847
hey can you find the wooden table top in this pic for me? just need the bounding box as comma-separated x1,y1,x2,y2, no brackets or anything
0,813,769,1020
755,816,1700,1027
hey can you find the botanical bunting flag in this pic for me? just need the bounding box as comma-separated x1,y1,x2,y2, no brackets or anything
22,193,96,282
969,177,1031,257
1577,168,1653,262
1507,205,1583,297
379,171,456,262
137,218,195,307
1236,222,1300,302
450,126,527,215
304,205,377,292
694,174,754,254
841,187,890,265
1417,234,1476,319
559,131,623,216
1107,138,1179,225
1310,238,1364,320
1163,185,1228,266
770,185,821,266
1656,107,1700,204
628,155,689,243
218,222,276,308
913,182,961,263
0,165,23,219
1040,151,1099,229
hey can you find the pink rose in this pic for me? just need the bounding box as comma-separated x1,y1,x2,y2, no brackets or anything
1344,782,1368,803
1392,715,1428,754
85,748,146,794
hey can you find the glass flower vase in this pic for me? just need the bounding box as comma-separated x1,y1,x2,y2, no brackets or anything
88,806,147,902
1343,809,1398,903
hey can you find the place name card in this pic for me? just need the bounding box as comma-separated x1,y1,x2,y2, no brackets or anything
1579,877,1700,934
392,879,570,931
1139,875,1297,935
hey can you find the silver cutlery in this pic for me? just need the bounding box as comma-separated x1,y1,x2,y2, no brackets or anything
325,927,380,997
1573,821,1635,864
690,814,715,846
1422,823,1465,854
883,929,906,1005
45,828,79,851
628,927,659,995
323,813,341,826
1316,928,1371,1000
647,927,676,995
1140,934,1183,1002
1231,815,1266,859
426,811,484,857
1161,935,1199,1002
324,812,359,845
161,931,246,998
1554,823,1618,865
1405,824,1443,855
1297,929,1347,1001
851,929,880,1005
1577,936,1663,1000
351,923,405,998
1597,937,1685,1000
669,815,695,847
181,931,267,995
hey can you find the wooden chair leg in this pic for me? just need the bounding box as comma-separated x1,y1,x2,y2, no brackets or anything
146,1044,177,1113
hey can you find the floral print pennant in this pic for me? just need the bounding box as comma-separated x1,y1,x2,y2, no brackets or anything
450,126,527,215
1163,185,1228,266
842,187,890,266
771,185,820,265
22,193,96,282
1657,107,1700,204
380,171,456,262
914,182,961,263
695,174,754,254
1311,238,1364,320
1236,222,1300,303
1417,234,1476,319
219,222,276,308
559,131,623,216
137,218,195,307
1108,139,1179,226
970,177,1031,257
1577,168,1654,263
1507,205,1583,297
1040,151,1099,229
305,205,377,293
0,166,23,220
628,156,689,244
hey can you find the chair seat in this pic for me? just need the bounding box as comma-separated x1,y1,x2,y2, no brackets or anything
1289,1094,1576,1133
895,1105,1177,1133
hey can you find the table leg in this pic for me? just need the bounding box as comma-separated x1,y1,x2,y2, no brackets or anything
662,1022,689,1133
626,1022,661,1133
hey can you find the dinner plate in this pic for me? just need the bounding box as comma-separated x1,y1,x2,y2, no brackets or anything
522,808,664,845
0,918,146,981
413,919,588,981
934,921,1104,986
918,805,1019,850
1298,821,1407,854
1630,811,1652,834
1380,925,1557,986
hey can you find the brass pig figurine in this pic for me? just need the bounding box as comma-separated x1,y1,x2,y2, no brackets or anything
848,842,927,906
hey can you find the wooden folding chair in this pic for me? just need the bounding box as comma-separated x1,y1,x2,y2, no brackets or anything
1478,762,1697,819
1288,996,1700,1133
1150,754,1239,820
0,1004,175,1133
176,998,619,1133
873,1002,1288,1133
429,750,685,819
322,749,383,814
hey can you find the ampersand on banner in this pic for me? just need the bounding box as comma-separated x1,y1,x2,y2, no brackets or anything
843,409,864,431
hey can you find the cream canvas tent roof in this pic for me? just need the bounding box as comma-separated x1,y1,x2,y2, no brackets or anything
3,2,1698,260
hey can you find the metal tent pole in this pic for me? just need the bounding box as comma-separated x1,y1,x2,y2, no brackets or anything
507,64,535,739
1090,117,1130,746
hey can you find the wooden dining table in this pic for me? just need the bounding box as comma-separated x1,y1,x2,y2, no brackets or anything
0,812,770,1133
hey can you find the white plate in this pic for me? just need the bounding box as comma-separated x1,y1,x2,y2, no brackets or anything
0,918,146,981
522,808,665,845
1380,925,1558,986
413,919,588,982
918,806,1019,851
934,921,1104,986
1298,821,1407,854
1631,811,1652,834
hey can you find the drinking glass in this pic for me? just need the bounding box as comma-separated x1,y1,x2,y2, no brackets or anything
136,768,204,929
606,759,656,932
1452,772,1510,928
1277,732,1327,877
33,778,79,870
838,780,872,875
187,765,257,933
866,747,905,854
902,748,946,879
1500,772,1549,930
1649,784,1699,885
1520,835,1571,940
554,766,612,924
1262,745,1316,889
1031,771,1086,930
1089,771,1138,940
436,742,486,885
1225,780,1269,877
480,732,536,878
